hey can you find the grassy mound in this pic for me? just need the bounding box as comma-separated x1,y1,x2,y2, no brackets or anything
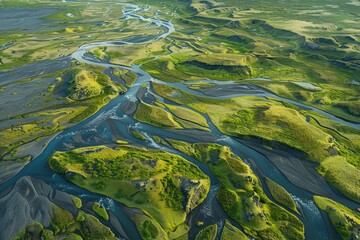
221,220,248,240
314,196,360,240
134,101,182,129
68,70,104,101
167,140,304,239
153,83,333,162
216,101,334,162
153,83,360,202
265,178,299,214
134,99,210,131
318,156,360,203
14,208,116,240
195,224,217,240
92,202,109,221
71,196,82,209
0,63,126,163
165,103,209,129
49,145,210,234
131,213,169,240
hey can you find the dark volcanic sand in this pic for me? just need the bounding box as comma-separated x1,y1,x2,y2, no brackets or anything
0,57,71,87
0,176,74,240
0,7,59,32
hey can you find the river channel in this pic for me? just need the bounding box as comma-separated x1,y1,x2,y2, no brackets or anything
0,3,359,240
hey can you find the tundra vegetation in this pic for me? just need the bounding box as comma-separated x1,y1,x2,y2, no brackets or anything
49,145,210,237
167,140,304,239
314,196,360,240
0,64,123,165
14,203,116,240
153,82,360,205
1,0,359,239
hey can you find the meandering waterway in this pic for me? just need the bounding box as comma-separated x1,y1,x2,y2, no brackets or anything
0,3,359,240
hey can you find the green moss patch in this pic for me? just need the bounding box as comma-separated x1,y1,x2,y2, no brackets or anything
314,196,360,240
49,145,210,232
134,101,182,129
165,140,304,239
195,224,217,240
265,178,299,214
92,202,109,221
221,220,247,240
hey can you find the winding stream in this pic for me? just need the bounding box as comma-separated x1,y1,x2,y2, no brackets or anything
1,3,359,240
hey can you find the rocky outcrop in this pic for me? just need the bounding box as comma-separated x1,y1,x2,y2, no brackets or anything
181,178,207,213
